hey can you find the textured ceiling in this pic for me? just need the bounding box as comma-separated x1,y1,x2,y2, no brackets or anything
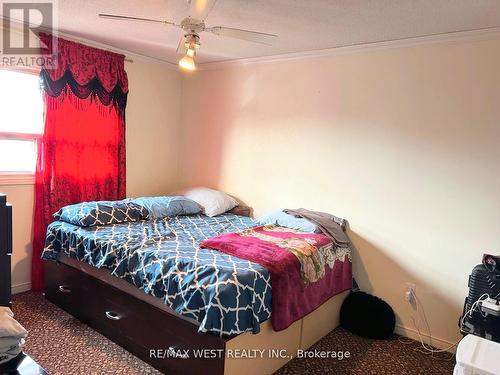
6,0,500,63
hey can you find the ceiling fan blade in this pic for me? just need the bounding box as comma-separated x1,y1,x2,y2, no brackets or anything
177,36,188,55
188,0,217,21
98,13,177,27
207,26,278,45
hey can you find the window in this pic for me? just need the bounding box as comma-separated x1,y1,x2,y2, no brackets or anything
0,70,43,176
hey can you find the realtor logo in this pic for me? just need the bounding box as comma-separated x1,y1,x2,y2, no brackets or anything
2,2,53,54
1,0,58,67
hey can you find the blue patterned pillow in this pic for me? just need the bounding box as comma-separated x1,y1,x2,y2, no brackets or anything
53,200,150,227
129,196,201,219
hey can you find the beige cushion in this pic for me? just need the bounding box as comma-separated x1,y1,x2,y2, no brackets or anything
176,187,238,217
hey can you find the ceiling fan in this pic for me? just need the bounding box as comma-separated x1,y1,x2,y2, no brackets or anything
99,0,278,71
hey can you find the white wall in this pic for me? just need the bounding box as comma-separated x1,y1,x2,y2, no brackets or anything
179,36,500,347
2,59,182,293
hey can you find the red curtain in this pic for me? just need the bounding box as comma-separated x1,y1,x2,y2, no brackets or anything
32,35,127,291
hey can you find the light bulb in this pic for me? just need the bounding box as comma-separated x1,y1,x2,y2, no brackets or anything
179,49,196,71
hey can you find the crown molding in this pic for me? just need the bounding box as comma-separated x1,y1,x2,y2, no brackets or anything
3,16,500,73
198,26,500,70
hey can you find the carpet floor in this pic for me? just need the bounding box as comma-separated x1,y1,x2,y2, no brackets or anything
11,292,455,374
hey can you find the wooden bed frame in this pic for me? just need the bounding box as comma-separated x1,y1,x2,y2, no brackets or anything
44,207,349,375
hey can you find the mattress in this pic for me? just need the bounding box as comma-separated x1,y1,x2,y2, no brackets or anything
42,213,272,336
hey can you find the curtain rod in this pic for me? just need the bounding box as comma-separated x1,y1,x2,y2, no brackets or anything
1,16,136,63
2,16,178,67
49,32,135,63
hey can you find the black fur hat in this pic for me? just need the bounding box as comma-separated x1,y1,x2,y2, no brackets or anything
340,291,395,339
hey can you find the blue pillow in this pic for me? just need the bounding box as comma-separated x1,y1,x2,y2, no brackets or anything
129,196,201,219
53,200,149,227
256,210,318,233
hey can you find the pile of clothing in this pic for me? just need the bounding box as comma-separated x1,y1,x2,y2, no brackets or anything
0,307,27,364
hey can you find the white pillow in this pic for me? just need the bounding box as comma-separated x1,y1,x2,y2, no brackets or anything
178,187,238,217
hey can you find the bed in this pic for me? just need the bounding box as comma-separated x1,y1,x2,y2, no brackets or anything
42,205,352,375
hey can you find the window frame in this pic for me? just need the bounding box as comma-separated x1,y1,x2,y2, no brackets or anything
0,67,42,185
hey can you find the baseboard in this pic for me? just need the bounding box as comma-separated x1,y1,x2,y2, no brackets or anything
395,323,458,353
12,282,31,295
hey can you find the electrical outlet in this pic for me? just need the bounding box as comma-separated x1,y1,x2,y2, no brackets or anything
405,283,417,308
406,282,416,295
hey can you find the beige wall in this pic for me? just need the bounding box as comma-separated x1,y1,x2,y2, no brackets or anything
179,36,500,346
4,31,499,348
1,60,182,293
125,61,183,196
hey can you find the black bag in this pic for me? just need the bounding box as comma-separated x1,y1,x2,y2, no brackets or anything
340,291,395,339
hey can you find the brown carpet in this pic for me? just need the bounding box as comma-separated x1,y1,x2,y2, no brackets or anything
11,292,455,374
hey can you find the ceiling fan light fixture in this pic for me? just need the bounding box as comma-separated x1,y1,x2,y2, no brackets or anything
99,0,278,72
179,48,196,71
184,34,201,49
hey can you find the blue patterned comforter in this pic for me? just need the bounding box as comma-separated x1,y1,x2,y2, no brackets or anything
42,214,272,336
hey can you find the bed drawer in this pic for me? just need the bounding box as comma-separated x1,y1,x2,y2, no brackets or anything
44,260,226,375
89,290,224,374
45,261,85,318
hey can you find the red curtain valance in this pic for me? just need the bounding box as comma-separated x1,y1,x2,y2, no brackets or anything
39,32,128,93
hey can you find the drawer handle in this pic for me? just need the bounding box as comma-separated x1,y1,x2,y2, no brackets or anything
58,285,71,293
105,311,121,321
168,346,189,360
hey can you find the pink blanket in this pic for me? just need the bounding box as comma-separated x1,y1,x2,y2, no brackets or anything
200,225,352,331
